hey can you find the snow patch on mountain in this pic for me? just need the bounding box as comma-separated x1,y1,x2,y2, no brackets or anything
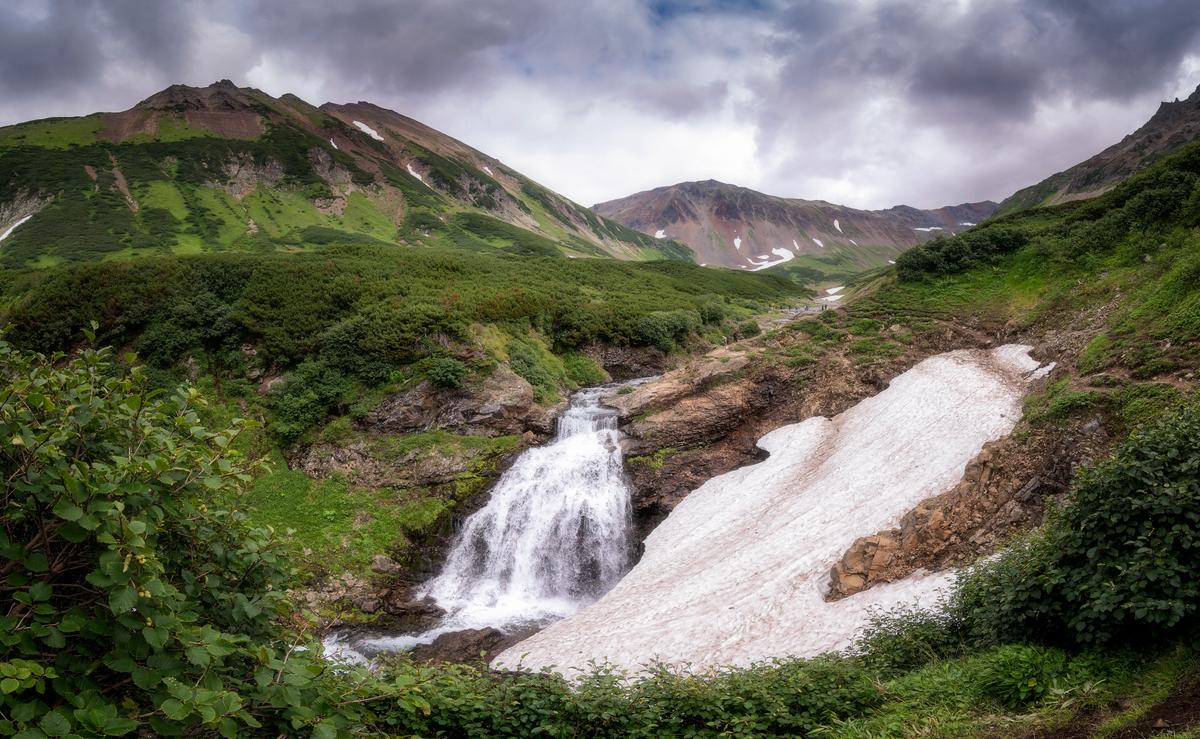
834,219,842,233
352,120,384,141
407,164,425,183
812,238,824,248
0,214,33,243
655,229,666,239
913,226,943,232
750,248,795,271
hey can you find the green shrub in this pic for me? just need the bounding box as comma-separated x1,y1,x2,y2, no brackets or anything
0,337,366,737
951,401,1200,647
427,356,468,388
562,352,606,387
268,360,351,441
737,319,761,339
855,605,963,676
971,645,1068,708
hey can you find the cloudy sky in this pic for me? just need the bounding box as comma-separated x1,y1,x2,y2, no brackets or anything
3,0,1200,209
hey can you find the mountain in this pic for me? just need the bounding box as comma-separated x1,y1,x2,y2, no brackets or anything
593,179,996,277
997,84,1200,215
0,80,691,267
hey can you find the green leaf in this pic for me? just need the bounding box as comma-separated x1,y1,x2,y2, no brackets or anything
142,626,168,649
108,586,137,613
185,647,211,667
160,699,188,721
102,717,139,736
38,709,71,736
0,678,19,694
51,499,84,522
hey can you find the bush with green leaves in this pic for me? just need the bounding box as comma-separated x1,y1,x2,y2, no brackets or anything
970,645,1069,709
426,356,468,388
951,399,1200,648
267,360,352,441
0,336,385,736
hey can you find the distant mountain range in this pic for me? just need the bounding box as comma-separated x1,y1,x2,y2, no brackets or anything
594,180,995,275
998,84,1200,215
4,79,1200,279
0,80,689,267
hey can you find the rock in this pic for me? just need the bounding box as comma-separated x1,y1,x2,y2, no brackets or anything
370,554,402,575
351,594,381,613
408,628,508,664
381,590,445,633
582,344,670,380
365,366,562,437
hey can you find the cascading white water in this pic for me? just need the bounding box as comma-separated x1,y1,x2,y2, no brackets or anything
323,383,639,663
422,385,633,627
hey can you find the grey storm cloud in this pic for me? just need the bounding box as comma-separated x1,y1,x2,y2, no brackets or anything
1,0,1199,207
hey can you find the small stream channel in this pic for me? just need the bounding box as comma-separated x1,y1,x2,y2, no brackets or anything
323,379,650,664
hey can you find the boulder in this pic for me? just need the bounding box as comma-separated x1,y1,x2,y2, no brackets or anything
408,628,508,664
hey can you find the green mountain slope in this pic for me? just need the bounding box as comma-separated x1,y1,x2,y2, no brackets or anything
996,84,1200,216
0,80,692,267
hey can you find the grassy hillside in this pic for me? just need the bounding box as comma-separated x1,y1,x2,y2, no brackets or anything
0,82,694,267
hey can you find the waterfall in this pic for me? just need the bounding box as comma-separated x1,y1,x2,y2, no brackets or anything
423,385,633,627
324,382,639,662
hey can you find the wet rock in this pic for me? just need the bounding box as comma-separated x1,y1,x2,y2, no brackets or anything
408,626,540,665
409,628,507,664
582,344,671,380
381,588,445,633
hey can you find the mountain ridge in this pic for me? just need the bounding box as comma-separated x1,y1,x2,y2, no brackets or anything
594,178,996,274
0,80,691,267
997,84,1200,215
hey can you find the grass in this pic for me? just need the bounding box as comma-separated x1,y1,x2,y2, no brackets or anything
244,454,448,579
0,115,103,148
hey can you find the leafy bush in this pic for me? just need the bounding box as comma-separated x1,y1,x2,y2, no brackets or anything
971,645,1068,708
562,352,606,387
952,401,1200,647
0,337,363,736
737,319,762,339
427,356,468,388
896,226,1029,279
268,360,351,441
855,605,963,676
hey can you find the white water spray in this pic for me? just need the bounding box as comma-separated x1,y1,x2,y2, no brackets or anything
324,384,638,663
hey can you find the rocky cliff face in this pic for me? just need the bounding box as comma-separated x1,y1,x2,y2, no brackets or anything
593,179,996,271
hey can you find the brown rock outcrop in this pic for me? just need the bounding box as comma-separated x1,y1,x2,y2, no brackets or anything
365,365,563,437
826,419,1111,600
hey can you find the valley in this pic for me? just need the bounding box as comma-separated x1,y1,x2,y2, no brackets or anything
3,69,1200,737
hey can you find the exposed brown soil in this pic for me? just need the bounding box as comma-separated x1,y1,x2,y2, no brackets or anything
107,154,138,213
184,109,263,139
99,109,157,142
1111,679,1200,738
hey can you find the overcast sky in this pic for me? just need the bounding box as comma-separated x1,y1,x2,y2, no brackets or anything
3,0,1200,209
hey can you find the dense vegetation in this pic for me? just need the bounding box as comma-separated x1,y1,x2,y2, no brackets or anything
1,246,795,440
